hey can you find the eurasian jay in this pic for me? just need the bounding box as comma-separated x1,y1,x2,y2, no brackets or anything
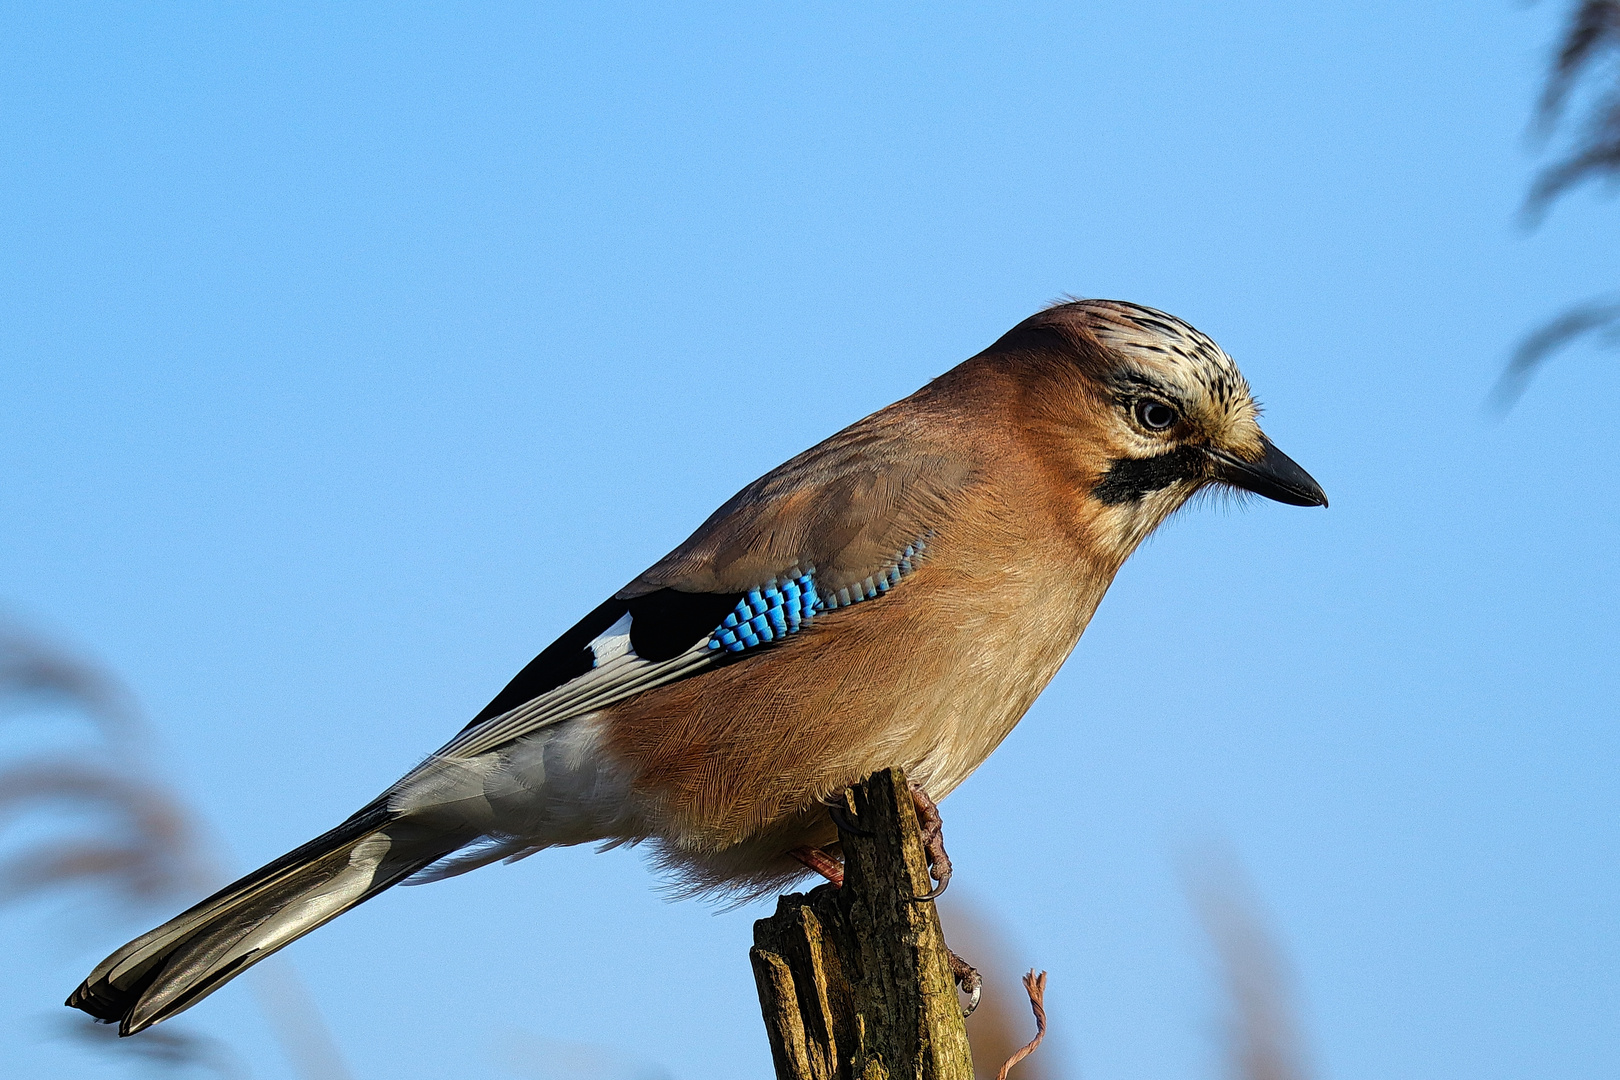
70,299,1327,1035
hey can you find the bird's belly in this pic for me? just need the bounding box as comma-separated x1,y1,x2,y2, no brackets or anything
389,716,646,850
904,618,1081,800
601,559,1101,858
886,585,1093,801
392,558,1099,896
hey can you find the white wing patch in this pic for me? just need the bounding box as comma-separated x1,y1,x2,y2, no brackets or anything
409,613,716,766
589,612,634,664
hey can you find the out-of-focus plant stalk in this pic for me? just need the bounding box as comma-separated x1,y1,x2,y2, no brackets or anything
0,616,354,1080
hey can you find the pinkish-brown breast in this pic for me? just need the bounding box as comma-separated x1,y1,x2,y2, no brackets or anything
599,435,1118,860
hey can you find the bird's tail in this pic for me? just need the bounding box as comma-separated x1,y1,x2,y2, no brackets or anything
68,803,460,1035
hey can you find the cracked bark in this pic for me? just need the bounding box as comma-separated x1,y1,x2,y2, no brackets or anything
751,768,974,1080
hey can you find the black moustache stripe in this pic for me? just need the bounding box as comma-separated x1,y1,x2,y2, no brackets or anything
1091,446,1207,505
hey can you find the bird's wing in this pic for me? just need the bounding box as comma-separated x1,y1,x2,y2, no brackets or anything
620,409,973,599
429,407,976,762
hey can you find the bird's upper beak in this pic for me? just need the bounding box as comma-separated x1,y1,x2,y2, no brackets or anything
1206,436,1328,507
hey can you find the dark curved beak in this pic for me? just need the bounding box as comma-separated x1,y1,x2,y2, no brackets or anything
1207,437,1328,507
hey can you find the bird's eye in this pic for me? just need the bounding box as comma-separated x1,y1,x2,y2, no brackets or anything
1134,400,1178,431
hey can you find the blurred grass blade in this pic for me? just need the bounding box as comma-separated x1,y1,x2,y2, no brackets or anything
0,620,138,737
2,618,353,1080
1190,856,1312,1080
1494,298,1620,410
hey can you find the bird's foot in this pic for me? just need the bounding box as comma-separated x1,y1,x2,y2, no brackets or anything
808,781,978,1014
948,947,983,1016
907,780,953,900
790,845,844,887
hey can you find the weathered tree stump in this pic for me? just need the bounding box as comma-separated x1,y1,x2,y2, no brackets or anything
751,768,974,1080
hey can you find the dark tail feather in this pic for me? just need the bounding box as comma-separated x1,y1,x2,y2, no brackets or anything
68,804,459,1035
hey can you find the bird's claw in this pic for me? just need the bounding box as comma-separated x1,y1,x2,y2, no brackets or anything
948,948,982,1016
824,792,874,837
810,780,976,1013
907,780,953,901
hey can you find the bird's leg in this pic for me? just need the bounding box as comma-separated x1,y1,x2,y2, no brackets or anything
907,779,953,901
790,846,844,887
805,785,979,1012
904,781,978,1012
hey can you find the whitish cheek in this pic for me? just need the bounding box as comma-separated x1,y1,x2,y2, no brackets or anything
1102,483,1200,557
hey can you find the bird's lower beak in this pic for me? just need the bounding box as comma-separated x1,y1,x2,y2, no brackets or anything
1206,437,1328,507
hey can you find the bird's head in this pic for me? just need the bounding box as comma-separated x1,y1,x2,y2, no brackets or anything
976,298,1327,562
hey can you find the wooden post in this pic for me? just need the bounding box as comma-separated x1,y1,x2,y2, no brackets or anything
751,768,974,1080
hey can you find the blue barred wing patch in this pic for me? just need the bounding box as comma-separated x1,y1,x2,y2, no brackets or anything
706,538,928,653
428,537,932,761
707,572,819,651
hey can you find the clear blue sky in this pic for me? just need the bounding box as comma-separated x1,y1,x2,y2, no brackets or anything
2,3,1616,1079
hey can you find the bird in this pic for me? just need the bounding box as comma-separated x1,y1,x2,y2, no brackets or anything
69,298,1326,1036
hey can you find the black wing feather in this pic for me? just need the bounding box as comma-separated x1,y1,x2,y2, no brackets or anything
460,588,745,734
